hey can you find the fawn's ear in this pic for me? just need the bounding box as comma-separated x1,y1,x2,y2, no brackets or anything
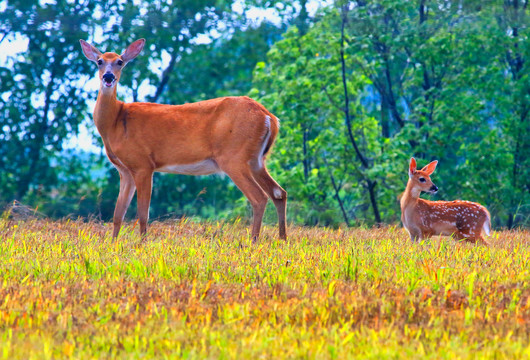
409,157,417,177
121,39,145,64
421,160,438,175
79,40,102,62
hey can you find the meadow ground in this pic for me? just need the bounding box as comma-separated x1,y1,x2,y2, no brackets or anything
0,218,528,359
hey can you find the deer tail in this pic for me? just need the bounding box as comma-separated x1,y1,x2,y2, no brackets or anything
482,212,491,236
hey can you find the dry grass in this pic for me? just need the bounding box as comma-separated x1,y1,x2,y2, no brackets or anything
0,218,528,359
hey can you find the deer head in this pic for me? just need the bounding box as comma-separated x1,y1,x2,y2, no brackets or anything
79,39,145,92
408,157,439,197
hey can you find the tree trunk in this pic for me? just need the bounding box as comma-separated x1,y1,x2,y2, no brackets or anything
303,127,310,181
339,3,381,224
323,156,350,226
16,69,56,199
367,180,381,224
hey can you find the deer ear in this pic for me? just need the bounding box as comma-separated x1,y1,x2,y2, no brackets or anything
421,160,438,175
79,40,102,62
409,157,417,177
121,39,145,64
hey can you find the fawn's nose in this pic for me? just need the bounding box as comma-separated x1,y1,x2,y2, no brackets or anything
430,185,438,193
102,73,115,83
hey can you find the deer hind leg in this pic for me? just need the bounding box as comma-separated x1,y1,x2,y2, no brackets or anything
223,165,269,244
251,166,287,240
469,223,490,246
452,230,472,243
454,227,485,245
133,170,154,237
476,235,490,246
112,169,136,238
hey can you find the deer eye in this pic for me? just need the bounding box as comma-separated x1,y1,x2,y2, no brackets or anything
117,59,123,66
97,59,103,66
419,178,426,183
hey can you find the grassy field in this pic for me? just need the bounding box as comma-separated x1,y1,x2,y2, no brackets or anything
0,218,528,359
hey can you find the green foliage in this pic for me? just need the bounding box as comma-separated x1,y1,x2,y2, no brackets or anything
253,1,530,227
0,0,528,228
0,0,293,222
0,0,97,201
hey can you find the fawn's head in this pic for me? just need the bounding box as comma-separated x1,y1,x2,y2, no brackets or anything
79,39,145,92
408,157,438,194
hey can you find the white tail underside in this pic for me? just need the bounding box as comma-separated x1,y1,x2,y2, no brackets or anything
483,219,491,236
257,115,272,169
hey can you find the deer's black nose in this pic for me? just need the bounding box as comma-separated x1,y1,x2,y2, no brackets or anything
430,185,438,192
102,73,115,83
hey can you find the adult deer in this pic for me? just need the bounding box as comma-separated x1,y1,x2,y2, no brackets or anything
400,158,491,245
79,39,287,242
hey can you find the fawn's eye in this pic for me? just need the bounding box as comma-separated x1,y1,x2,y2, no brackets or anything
117,59,123,66
419,178,426,183
97,59,103,66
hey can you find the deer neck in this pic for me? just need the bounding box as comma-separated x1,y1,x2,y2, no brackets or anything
93,86,123,138
400,180,421,212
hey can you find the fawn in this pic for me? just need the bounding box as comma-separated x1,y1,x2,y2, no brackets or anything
400,158,491,245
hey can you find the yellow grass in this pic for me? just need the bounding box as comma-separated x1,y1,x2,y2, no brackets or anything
0,218,528,359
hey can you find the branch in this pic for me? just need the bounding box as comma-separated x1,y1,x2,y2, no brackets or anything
340,4,369,169
354,58,385,95
321,85,343,112
383,55,405,127
323,155,350,226
146,45,179,103
0,32,7,46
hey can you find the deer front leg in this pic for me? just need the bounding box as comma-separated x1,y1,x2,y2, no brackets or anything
112,170,136,238
134,170,153,237
407,226,423,243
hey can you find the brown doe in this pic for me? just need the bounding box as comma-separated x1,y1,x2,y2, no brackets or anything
400,158,491,245
79,39,287,242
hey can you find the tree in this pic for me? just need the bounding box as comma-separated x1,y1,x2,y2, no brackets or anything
252,0,530,227
1,0,527,228
253,11,383,226
0,0,98,202
0,0,298,224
